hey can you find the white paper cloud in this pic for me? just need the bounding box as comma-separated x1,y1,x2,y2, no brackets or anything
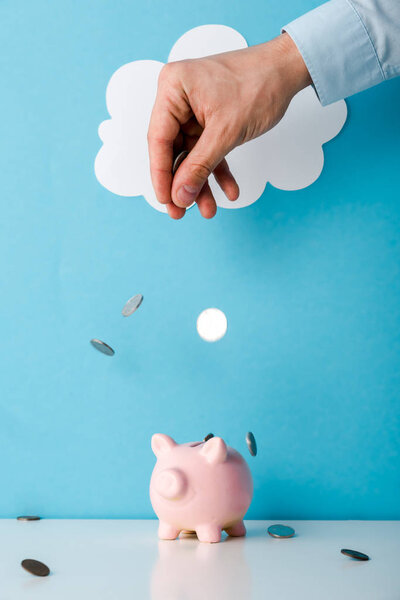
95,25,347,213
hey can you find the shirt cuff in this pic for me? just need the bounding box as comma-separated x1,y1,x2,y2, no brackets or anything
283,0,385,105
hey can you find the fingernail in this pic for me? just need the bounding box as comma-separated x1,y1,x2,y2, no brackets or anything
177,184,198,206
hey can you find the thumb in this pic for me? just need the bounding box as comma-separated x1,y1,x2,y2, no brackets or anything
172,124,230,208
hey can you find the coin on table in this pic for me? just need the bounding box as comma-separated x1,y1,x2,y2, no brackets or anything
267,524,295,539
90,339,115,356
246,431,257,456
204,433,214,442
121,293,143,317
172,150,189,175
17,516,40,521
21,559,50,577
341,549,370,561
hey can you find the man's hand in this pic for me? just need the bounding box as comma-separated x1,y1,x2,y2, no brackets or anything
147,33,311,219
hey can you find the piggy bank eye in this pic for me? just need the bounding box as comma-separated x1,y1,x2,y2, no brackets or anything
197,308,227,342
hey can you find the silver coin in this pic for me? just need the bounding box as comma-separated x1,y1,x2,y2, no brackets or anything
90,339,115,356
267,524,295,539
341,548,370,561
17,516,41,521
121,293,143,317
204,433,214,442
246,431,257,456
172,150,189,175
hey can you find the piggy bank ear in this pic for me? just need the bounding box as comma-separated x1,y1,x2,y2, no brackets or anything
200,436,227,464
151,434,177,457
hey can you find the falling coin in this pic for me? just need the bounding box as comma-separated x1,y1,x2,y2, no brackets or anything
21,559,50,577
17,516,40,521
121,293,143,317
204,433,214,442
246,432,257,456
172,150,189,175
90,339,115,356
267,524,295,539
341,549,370,561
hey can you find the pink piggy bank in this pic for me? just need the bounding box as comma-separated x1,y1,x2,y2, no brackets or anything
150,434,253,543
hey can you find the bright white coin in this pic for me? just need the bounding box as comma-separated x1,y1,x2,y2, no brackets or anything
196,308,227,342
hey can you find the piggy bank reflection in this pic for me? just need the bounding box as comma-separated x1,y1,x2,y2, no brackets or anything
150,434,253,543
151,535,251,600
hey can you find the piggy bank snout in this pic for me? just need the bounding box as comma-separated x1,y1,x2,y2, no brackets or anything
154,468,187,500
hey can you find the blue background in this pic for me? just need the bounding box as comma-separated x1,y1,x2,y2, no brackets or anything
1,0,399,519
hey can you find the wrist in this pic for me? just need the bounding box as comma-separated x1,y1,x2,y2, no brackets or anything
270,32,312,97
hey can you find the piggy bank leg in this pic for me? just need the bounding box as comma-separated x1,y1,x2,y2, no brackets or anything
158,521,180,540
196,524,222,543
225,520,246,537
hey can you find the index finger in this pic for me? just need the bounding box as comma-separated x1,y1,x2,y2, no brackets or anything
147,92,181,205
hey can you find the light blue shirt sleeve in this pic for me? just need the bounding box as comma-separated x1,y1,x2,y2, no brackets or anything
283,0,400,105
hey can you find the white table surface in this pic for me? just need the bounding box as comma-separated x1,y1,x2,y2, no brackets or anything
1,519,399,599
